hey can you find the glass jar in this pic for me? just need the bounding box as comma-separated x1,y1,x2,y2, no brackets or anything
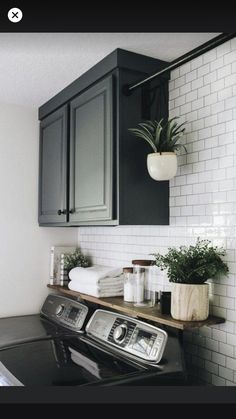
133,267,145,306
132,260,156,307
123,267,135,303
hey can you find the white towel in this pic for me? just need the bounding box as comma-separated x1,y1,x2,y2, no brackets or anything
68,280,123,298
69,276,124,289
69,265,122,285
93,276,124,286
95,282,123,291
68,280,123,293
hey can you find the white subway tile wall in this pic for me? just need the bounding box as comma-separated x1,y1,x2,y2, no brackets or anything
78,40,236,386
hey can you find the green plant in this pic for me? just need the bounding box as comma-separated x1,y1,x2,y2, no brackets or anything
128,117,187,154
151,238,229,284
63,247,90,272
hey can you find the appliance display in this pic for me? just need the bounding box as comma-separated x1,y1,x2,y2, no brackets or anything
86,310,168,363
132,330,154,355
68,306,81,321
40,294,88,331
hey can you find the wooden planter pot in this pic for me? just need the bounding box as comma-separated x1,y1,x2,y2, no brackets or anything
171,283,209,321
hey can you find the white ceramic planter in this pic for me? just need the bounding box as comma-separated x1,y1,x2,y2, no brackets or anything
171,283,209,321
147,152,177,181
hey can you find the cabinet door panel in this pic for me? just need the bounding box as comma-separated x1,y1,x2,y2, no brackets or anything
70,76,113,223
38,106,68,224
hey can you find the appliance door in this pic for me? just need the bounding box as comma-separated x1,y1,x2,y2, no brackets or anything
0,336,144,386
0,314,83,349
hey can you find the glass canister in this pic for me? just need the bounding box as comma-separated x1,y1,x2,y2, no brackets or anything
123,267,135,303
133,267,145,306
132,260,156,307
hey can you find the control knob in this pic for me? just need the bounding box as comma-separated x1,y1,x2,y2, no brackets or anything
113,324,128,343
55,304,65,317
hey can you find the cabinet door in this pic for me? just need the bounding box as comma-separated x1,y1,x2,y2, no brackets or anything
38,105,68,224
69,76,113,223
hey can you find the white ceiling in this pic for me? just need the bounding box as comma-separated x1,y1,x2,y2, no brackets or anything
0,33,219,108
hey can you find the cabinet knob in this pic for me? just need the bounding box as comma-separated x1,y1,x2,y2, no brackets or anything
69,209,75,214
57,209,66,215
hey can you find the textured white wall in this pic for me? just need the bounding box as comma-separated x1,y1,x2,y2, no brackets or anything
78,38,236,385
0,103,77,317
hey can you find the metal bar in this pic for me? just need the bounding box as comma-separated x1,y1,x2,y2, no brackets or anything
127,33,236,94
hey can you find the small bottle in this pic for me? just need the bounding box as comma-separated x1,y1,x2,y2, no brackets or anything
160,291,171,314
123,267,135,303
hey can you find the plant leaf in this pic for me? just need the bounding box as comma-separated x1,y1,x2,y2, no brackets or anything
128,117,187,154
154,119,163,148
128,128,157,152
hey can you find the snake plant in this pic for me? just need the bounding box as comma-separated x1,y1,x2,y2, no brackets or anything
128,117,187,154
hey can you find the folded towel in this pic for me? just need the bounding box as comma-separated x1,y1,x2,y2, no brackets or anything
69,265,122,284
68,280,123,293
68,280,123,298
69,275,124,288
94,283,123,291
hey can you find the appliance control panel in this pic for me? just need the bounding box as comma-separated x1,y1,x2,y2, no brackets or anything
86,310,168,363
41,294,88,332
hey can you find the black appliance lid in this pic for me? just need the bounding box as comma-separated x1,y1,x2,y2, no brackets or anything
0,314,82,349
0,336,144,386
0,315,51,348
0,331,185,386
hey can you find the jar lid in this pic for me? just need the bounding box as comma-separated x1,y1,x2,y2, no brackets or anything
123,267,133,273
132,259,153,266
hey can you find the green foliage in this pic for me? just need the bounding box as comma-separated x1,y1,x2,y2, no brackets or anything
128,117,187,154
63,247,90,271
151,238,229,284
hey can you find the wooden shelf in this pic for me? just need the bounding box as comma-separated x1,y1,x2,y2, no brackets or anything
47,284,225,331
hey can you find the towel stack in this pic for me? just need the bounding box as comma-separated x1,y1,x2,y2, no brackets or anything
68,265,123,298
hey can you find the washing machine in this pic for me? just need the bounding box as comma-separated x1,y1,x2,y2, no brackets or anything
0,294,187,386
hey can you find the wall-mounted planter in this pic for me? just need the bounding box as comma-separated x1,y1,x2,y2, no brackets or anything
147,152,177,181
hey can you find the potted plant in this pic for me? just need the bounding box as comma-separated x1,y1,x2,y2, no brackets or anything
128,117,187,180
151,239,229,321
63,247,90,273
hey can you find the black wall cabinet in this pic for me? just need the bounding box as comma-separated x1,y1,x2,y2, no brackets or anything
38,49,170,226
38,105,68,224
70,76,113,223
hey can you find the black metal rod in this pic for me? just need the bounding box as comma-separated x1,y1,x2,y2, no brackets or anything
127,33,236,93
